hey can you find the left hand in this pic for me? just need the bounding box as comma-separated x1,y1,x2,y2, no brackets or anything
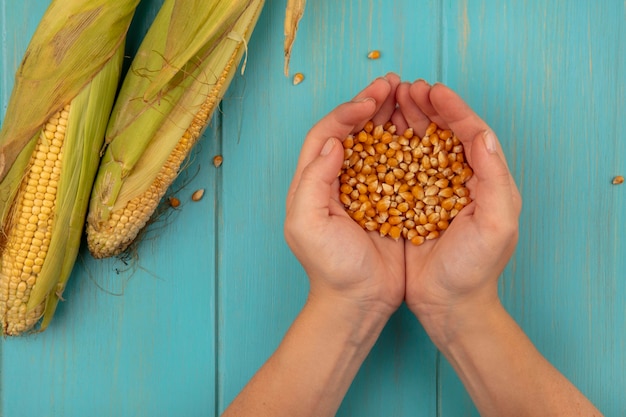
284,74,405,319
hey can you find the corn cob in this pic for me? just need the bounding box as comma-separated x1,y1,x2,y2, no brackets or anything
86,0,265,259
0,0,140,335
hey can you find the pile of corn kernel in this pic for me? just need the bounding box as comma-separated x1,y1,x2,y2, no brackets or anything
340,121,473,245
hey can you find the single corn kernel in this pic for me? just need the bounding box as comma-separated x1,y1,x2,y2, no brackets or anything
191,189,205,202
367,50,381,60
169,197,181,208
612,175,624,185
292,72,304,85
389,225,402,240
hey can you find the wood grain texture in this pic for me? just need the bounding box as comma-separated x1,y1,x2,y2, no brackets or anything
1,0,624,416
440,1,626,415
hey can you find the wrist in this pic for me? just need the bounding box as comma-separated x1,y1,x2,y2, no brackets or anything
413,293,504,351
236,287,393,416
304,291,392,349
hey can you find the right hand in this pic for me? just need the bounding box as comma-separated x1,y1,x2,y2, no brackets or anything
394,80,522,345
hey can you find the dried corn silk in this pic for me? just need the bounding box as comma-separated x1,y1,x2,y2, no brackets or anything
339,121,473,245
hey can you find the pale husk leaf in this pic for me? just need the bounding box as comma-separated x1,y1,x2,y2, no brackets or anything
112,0,265,211
284,0,306,76
88,0,264,227
27,46,124,319
0,0,141,182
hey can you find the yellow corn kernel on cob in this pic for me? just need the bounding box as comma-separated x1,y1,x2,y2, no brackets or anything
86,0,265,259
0,0,140,335
0,107,69,334
86,87,219,257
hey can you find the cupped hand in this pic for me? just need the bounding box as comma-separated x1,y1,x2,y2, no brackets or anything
285,74,405,319
394,80,522,340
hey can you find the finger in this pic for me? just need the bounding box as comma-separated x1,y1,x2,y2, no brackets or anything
408,80,449,130
428,83,486,132
427,83,521,220
371,72,402,126
470,130,519,228
427,83,517,184
286,98,375,208
287,78,392,205
397,81,433,136
298,77,391,171
390,106,408,133
392,83,409,132
288,137,345,218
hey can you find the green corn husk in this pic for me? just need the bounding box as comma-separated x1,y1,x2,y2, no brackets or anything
0,0,140,335
86,0,265,259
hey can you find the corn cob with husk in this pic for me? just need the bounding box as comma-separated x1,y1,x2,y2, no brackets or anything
86,0,265,259
0,0,140,335
284,0,306,76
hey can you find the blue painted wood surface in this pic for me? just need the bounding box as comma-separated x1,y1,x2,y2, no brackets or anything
1,1,625,416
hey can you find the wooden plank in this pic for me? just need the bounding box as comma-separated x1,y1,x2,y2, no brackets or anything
217,1,442,415
3,1,622,416
439,0,626,415
0,1,218,415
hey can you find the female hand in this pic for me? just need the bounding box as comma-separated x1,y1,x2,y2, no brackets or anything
394,80,522,343
284,74,405,319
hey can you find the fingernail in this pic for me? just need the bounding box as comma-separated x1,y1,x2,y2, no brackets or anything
483,130,497,154
375,75,390,84
385,72,401,82
320,137,336,156
353,97,375,104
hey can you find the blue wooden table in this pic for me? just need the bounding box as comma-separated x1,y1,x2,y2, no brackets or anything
1,1,625,416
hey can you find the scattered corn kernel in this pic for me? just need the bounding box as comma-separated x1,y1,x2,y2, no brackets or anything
292,72,304,85
191,189,205,202
168,197,181,208
213,155,223,168
340,121,473,245
367,50,381,60
612,175,624,185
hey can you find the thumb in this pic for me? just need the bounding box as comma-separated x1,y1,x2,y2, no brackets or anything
471,130,517,228
288,137,344,220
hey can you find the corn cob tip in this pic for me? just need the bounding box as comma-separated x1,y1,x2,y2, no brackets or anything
86,0,265,258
